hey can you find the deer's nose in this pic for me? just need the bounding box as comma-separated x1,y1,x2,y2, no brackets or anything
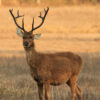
24,41,29,46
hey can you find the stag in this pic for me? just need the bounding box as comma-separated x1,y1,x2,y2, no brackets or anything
9,8,82,100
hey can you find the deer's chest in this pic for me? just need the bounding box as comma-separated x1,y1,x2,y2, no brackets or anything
26,51,33,65
26,51,38,78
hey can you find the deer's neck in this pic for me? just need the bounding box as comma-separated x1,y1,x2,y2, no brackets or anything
25,47,37,66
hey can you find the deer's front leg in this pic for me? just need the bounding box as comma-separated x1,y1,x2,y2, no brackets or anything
37,83,43,100
45,83,50,100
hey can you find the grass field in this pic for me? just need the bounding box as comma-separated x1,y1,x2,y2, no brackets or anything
0,6,100,100
0,53,100,100
0,6,100,56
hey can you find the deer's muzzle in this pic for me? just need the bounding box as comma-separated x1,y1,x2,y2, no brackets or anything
24,41,29,47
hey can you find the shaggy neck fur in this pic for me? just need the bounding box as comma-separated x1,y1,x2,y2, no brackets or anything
24,45,37,66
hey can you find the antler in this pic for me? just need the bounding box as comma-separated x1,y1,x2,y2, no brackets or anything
9,7,49,33
29,7,49,33
9,9,27,32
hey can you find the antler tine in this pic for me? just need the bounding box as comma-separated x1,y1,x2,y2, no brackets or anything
43,7,49,19
11,9,13,12
44,8,46,12
32,17,34,30
17,10,19,17
22,18,24,29
29,7,49,33
9,9,27,32
16,10,24,19
38,12,43,18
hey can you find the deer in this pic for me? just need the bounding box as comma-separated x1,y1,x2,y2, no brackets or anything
9,7,82,100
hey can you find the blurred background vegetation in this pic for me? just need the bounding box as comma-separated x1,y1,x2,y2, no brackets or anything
1,0,100,6
0,0,100,100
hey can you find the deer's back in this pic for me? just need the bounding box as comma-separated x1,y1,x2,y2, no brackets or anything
42,52,82,67
55,52,82,67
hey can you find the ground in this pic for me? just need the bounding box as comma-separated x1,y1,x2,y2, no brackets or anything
0,6,100,100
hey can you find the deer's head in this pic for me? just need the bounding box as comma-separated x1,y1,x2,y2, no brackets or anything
9,8,49,49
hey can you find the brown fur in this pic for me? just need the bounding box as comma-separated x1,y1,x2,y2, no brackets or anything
22,33,82,100
10,8,82,100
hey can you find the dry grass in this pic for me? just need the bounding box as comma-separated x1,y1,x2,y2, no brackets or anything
0,53,100,100
2,0,100,6
0,7,100,56
1,6,100,34
0,6,100,100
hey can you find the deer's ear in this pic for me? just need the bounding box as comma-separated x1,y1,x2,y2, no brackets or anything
34,34,41,40
16,28,23,37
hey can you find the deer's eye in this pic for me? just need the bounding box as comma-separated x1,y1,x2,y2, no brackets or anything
23,37,27,39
